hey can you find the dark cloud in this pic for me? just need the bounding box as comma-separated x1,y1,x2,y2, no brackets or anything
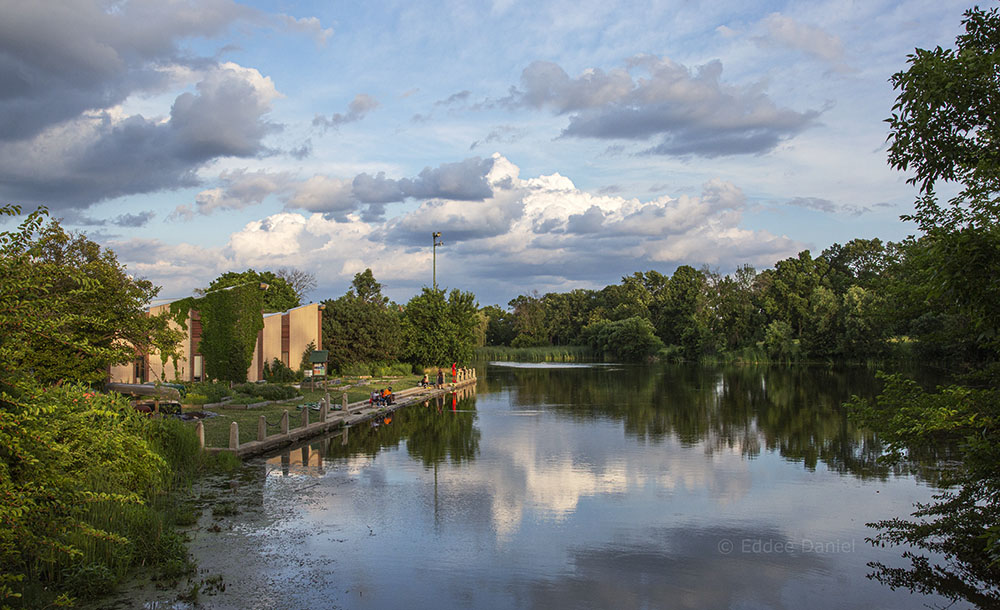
312,93,379,131
285,157,497,217
566,205,607,234
0,64,280,210
0,0,254,142
508,56,818,157
787,196,836,213
400,157,495,201
786,196,878,216
598,185,622,195
114,211,156,227
352,171,406,203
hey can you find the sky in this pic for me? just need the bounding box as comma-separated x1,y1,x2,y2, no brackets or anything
0,0,975,306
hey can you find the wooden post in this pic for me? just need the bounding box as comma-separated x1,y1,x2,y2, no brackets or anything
342,424,349,446
258,415,267,441
320,402,328,422
342,393,348,411
195,421,205,449
281,410,289,434
301,405,309,428
229,421,239,450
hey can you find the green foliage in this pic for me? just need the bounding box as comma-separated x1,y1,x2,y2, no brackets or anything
206,269,299,313
401,287,480,366
508,293,547,347
322,269,402,372
581,316,664,362
0,383,203,605
198,283,265,383
230,383,299,401
0,205,181,391
482,305,516,346
263,358,299,383
763,320,799,362
186,381,231,404
886,6,1000,233
849,9,1000,605
848,375,1000,605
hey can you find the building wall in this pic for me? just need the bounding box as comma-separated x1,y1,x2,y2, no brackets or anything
287,303,321,372
109,302,322,384
147,304,192,382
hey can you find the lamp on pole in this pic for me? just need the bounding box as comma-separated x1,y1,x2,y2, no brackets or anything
432,231,444,291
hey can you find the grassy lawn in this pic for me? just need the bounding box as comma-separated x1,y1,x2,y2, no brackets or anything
191,374,423,448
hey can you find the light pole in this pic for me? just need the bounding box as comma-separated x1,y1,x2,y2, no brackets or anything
432,231,444,291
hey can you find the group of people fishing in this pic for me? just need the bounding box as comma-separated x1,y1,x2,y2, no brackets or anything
369,386,395,407
419,364,458,389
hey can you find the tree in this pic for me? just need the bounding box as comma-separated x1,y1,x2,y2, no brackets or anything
851,8,1000,606
0,206,191,604
886,6,1000,232
275,267,317,303
401,288,480,366
0,205,180,391
508,292,547,347
581,316,664,362
322,269,402,372
482,305,516,346
205,269,299,313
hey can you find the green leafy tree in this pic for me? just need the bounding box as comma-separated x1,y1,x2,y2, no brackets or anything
402,287,479,366
581,316,664,362
707,264,764,351
851,8,1000,606
322,270,402,372
543,288,598,345
0,205,180,390
509,292,547,347
0,205,193,605
656,265,711,359
482,304,516,346
206,269,299,313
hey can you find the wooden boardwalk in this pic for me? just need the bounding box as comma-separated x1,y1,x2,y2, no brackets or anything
198,372,478,459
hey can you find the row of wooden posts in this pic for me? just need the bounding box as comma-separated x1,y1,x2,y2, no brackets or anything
193,367,478,455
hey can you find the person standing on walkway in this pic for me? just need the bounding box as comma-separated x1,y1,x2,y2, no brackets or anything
436,368,444,388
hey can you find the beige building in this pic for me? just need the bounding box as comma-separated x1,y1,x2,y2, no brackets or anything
109,302,323,383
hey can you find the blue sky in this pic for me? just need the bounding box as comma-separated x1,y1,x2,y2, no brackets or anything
0,0,974,305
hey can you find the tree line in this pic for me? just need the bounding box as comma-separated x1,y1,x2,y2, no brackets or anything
481,234,986,365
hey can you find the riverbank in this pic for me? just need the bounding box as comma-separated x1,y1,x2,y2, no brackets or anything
195,370,478,459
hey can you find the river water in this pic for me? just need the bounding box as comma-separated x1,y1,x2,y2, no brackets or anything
126,363,963,609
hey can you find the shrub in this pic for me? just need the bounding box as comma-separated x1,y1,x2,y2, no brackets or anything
186,381,231,403
263,357,299,382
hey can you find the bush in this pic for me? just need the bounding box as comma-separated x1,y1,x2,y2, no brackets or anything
230,383,299,401
186,381,231,403
263,358,299,382
0,383,204,605
581,316,664,361
228,393,265,406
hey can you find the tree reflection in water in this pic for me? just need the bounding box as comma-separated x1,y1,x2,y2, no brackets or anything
486,363,955,486
324,388,482,468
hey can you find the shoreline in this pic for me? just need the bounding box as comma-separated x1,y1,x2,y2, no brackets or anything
200,373,478,459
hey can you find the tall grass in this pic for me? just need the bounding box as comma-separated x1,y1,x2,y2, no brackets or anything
476,345,592,362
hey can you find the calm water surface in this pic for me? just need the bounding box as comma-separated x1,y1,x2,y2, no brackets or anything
176,364,960,609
